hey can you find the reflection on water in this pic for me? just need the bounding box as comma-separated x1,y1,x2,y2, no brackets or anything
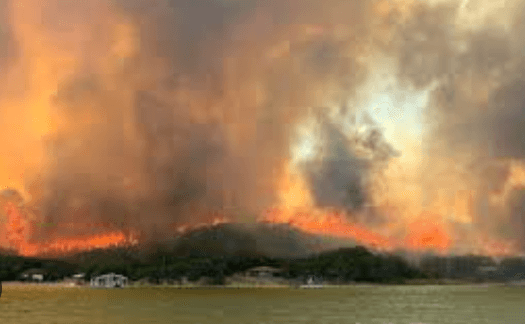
0,285,523,324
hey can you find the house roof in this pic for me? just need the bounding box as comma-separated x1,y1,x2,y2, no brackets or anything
92,273,128,279
21,268,48,275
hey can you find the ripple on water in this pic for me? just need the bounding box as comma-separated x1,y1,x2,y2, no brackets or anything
0,285,523,324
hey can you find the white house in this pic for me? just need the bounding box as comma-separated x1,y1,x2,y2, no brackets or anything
20,268,47,282
245,266,283,279
73,273,86,280
90,273,128,288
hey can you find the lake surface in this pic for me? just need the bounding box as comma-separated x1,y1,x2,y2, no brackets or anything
0,284,523,324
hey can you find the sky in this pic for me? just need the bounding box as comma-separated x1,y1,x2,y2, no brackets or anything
293,69,428,163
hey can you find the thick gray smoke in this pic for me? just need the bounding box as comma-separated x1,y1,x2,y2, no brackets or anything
299,112,399,221
0,0,393,242
389,1,525,249
3,0,525,252
394,2,522,159
303,122,367,211
509,188,525,250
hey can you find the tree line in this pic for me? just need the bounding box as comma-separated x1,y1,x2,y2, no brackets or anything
0,246,427,284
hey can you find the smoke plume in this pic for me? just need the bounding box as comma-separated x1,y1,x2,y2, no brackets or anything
1,0,525,254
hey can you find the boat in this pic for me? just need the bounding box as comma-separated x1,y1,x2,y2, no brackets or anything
299,276,324,289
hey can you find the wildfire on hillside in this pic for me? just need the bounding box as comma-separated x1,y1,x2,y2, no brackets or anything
0,183,519,258
1,201,139,257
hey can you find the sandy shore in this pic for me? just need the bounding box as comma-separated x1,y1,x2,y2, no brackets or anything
1,281,85,288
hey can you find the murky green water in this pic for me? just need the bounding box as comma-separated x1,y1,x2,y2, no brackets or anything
0,284,523,324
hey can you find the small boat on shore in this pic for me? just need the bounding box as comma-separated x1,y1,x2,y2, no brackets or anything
299,276,324,289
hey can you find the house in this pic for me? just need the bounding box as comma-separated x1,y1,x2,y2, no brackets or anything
90,273,128,288
73,273,86,280
20,268,47,282
245,266,283,279
63,273,87,286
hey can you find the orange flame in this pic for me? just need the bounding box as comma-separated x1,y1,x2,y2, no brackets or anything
8,233,138,258
1,0,520,260
404,213,451,253
17,231,135,258
260,162,396,251
261,207,394,250
4,202,32,252
166,212,231,235
1,202,137,257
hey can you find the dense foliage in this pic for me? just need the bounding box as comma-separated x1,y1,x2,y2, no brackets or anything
0,254,77,281
4,245,525,284
0,246,426,284
287,247,423,283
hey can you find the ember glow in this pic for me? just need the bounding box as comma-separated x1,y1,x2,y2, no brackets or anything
1,202,138,257
1,0,525,258
17,232,135,258
4,203,31,253
261,207,394,251
404,214,452,253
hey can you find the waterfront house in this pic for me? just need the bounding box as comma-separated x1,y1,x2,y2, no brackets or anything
245,266,283,279
73,273,86,284
90,273,128,288
20,268,47,282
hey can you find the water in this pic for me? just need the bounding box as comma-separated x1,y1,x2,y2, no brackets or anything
0,284,523,324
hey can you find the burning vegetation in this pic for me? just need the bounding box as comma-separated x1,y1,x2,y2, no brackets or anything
1,0,525,260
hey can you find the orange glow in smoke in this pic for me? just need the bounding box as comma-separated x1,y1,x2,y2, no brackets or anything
261,162,467,255
1,202,136,257
259,162,396,251
23,231,133,257
0,198,235,257
476,236,517,257
4,202,32,252
261,207,394,250
404,213,452,253
167,212,231,235
490,160,525,206
277,163,314,211
0,0,522,259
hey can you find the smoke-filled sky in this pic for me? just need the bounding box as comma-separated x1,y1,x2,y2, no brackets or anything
2,0,525,255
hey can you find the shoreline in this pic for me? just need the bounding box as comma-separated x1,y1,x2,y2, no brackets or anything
1,281,85,288
0,280,513,289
